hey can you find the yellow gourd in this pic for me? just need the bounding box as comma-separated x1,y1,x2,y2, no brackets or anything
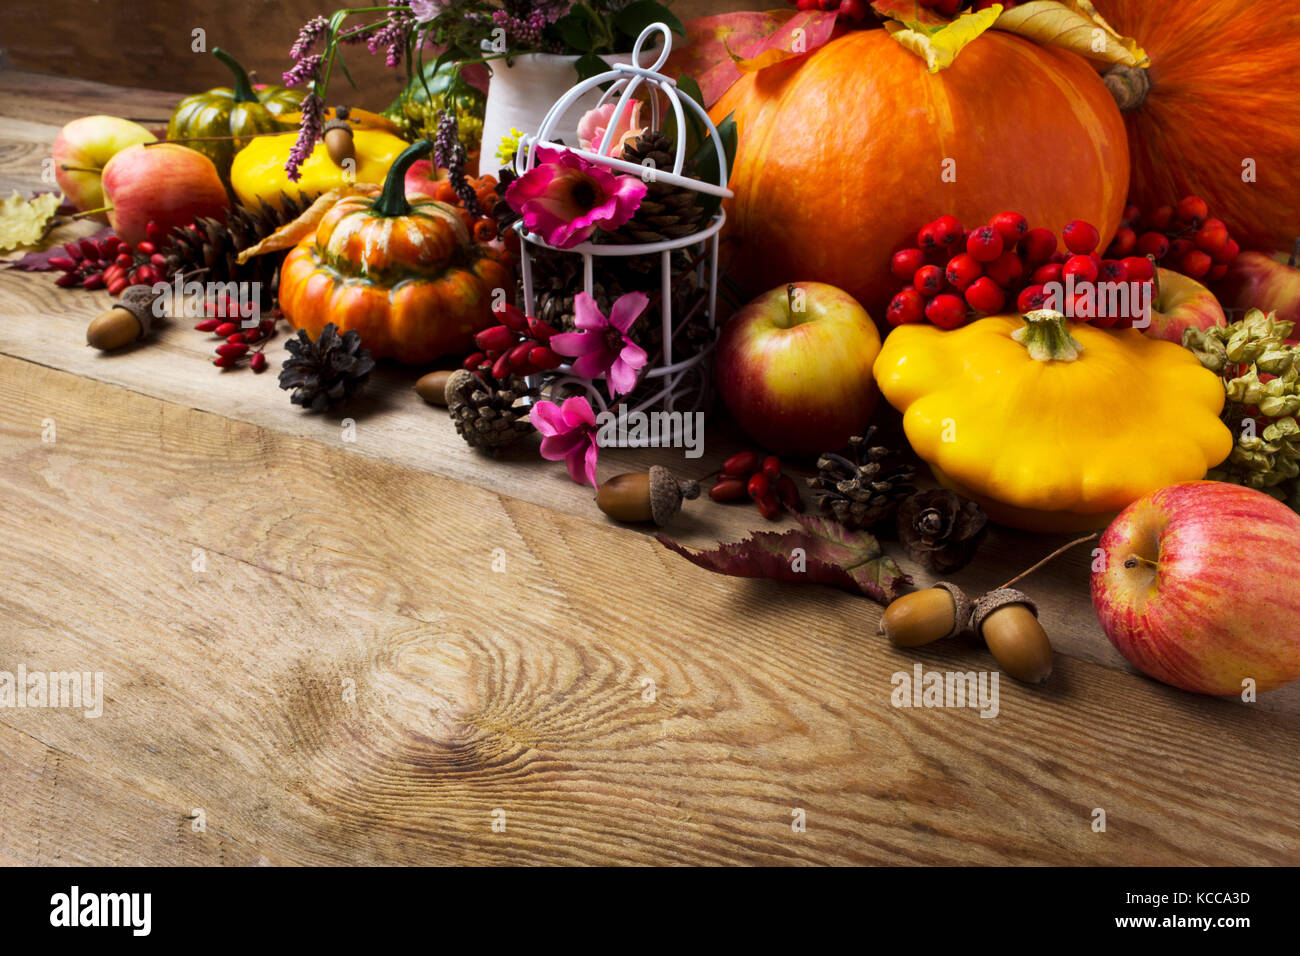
230,128,410,212
872,309,1233,532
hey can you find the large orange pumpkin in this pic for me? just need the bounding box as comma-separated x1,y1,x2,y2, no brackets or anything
1092,1,1300,251
711,29,1129,315
279,140,513,364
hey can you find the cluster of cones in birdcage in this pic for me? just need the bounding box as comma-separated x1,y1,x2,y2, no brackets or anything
451,24,734,462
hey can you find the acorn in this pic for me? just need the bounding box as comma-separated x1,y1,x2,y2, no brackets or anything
596,466,700,526
86,284,157,350
323,114,356,168
972,588,1052,684
415,369,455,406
878,582,971,647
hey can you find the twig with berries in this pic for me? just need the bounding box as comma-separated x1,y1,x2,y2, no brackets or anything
48,221,172,296
464,303,562,379
194,294,280,372
709,451,803,521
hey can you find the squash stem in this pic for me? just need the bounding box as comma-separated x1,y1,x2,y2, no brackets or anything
373,139,433,218
1289,237,1300,270
213,47,259,104
1012,309,1085,362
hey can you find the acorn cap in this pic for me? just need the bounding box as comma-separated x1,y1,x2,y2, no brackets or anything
648,465,700,527
971,588,1038,635
118,284,158,336
932,581,974,640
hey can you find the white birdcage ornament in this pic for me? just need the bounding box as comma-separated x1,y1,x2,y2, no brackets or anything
512,22,733,442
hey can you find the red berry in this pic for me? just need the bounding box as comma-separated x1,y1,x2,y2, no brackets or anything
988,211,1028,246
81,273,105,290
1031,263,1063,285
913,264,945,297
762,456,782,480
214,322,238,338
47,256,78,272
963,278,1004,316
747,472,771,500
1106,227,1137,258
966,225,1004,263
1195,223,1230,257
1017,284,1051,313
891,248,926,281
944,253,983,292
1176,195,1209,224
107,279,128,297
214,355,238,368
136,241,156,256
476,324,515,352
1212,238,1240,265
226,332,246,344
507,341,534,369
1179,250,1213,280
1136,232,1170,260
146,221,165,244
216,342,249,359
1062,254,1099,284
529,346,560,370
135,266,157,285
887,288,926,326
1098,259,1128,283
1149,205,1175,231
54,272,79,288
926,293,968,329
1122,204,1141,225
1168,238,1194,260
710,478,748,502
1207,263,1229,282
259,318,276,335
1120,256,1156,282
249,352,268,373
1062,220,1100,255
722,451,761,479
932,214,964,249
917,222,940,252
78,238,99,261
774,475,804,513
754,492,782,522
491,352,512,380
984,251,1024,289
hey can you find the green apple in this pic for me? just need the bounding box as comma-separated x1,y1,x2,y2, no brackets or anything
52,115,157,221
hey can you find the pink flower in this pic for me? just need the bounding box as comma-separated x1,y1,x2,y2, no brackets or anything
505,146,647,249
550,292,649,397
531,396,600,487
577,100,646,158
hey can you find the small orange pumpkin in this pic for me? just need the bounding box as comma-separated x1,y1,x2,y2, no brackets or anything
278,140,513,364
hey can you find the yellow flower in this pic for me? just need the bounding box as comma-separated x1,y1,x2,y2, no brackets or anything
495,127,524,166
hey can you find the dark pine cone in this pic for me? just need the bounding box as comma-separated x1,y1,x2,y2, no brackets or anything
279,323,375,412
163,193,314,307
807,428,916,530
896,489,989,574
445,367,536,451
599,131,706,245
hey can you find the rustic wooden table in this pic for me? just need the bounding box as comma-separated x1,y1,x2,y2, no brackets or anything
1,70,1296,866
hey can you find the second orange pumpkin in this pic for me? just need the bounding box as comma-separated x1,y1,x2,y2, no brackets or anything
711,29,1130,316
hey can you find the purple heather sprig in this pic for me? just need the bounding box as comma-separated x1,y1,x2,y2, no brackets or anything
367,1,416,68
290,16,330,60
434,109,480,217
282,53,322,88
286,93,325,182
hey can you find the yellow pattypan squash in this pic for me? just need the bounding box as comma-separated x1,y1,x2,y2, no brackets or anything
873,310,1233,532
230,128,410,212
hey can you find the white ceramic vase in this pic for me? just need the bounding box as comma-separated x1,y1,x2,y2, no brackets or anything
479,50,642,174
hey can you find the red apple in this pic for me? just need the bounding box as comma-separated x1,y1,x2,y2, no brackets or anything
52,115,157,221
100,144,228,244
715,282,881,455
1138,267,1225,342
1217,244,1300,325
1091,481,1300,695
404,158,442,201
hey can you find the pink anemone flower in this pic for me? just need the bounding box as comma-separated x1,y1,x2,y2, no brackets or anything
505,146,647,249
530,396,600,487
549,291,649,397
577,99,646,158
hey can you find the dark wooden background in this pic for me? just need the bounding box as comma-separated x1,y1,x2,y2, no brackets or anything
0,0,752,103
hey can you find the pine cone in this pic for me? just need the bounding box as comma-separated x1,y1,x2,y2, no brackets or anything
896,489,988,574
600,131,706,244
807,428,916,530
163,194,314,307
279,323,375,411
445,368,536,450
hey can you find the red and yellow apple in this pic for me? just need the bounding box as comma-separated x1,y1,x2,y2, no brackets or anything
1217,244,1300,325
1138,267,1226,343
100,143,229,245
714,282,881,455
1091,481,1300,695
52,115,157,221
404,158,442,201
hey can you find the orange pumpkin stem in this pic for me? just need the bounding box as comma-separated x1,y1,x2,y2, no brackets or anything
373,139,434,219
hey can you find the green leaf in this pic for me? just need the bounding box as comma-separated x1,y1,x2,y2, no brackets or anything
690,111,737,218
664,73,707,159
554,13,594,53
613,1,686,42
657,514,911,606
574,52,613,85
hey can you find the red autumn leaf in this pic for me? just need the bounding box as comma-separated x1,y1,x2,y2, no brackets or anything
665,10,839,108
5,225,113,271
870,0,954,27
657,514,911,605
